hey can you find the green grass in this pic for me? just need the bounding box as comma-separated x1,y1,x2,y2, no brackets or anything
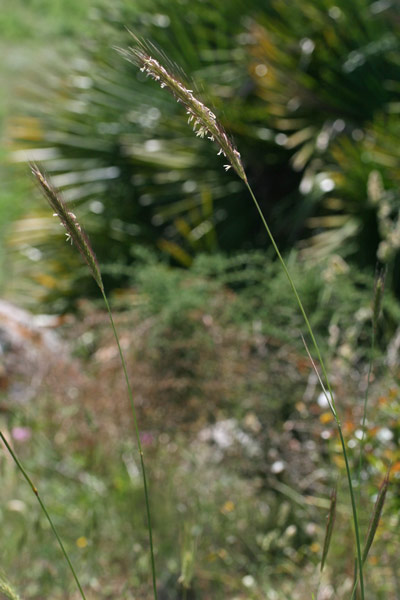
0,0,101,42
1,253,398,598
1,9,399,598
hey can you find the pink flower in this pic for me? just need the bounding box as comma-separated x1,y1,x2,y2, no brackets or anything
140,432,154,446
11,427,32,443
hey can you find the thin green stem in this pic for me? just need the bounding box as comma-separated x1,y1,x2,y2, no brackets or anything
351,569,358,599
357,329,375,501
245,182,364,599
101,290,158,600
0,432,86,600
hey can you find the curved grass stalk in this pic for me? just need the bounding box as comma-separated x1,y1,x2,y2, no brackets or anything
245,182,364,599
120,34,365,598
357,268,385,499
101,290,158,600
356,330,375,508
31,164,158,600
0,432,86,600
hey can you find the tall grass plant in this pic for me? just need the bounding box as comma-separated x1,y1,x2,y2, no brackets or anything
1,35,394,599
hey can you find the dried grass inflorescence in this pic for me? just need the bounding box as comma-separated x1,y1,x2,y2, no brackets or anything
362,466,390,563
30,163,104,292
117,34,247,183
0,576,21,600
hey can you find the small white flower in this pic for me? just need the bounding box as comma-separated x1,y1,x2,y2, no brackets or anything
271,460,285,474
242,575,255,588
376,427,393,443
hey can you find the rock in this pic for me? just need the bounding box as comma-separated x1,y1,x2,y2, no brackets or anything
0,299,65,405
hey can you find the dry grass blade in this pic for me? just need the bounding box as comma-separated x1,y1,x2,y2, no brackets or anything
362,466,390,563
0,431,86,600
116,33,247,183
320,487,337,572
30,163,104,292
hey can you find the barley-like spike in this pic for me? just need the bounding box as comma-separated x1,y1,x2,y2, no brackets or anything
115,34,247,183
362,466,390,563
0,575,21,600
30,163,104,292
320,487,337,572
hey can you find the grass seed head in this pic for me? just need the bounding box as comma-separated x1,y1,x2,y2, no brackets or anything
116,34,247,183
30,163,104,292
0,576,21,600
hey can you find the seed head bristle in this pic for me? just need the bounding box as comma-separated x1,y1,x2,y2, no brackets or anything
30,163,104,292
116,34,247,183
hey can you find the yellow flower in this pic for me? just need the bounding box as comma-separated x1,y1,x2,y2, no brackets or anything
76,536,88,549
320,412,334,424
310,542,320,553
221,500,235,514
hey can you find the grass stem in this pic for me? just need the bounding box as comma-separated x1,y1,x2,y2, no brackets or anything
245,182,365,599
101,290,158,600
356,328,375,502
0,432,86,600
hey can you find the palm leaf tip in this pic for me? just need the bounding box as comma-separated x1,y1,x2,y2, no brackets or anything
30,163,104,292
116,33,247,183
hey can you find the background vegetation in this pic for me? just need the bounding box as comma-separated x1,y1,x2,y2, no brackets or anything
1,0,400,598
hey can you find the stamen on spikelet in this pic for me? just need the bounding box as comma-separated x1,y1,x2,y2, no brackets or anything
116,34,247,183
30,163,104,292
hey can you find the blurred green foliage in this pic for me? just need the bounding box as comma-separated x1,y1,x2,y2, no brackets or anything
2,250,400,598
2,2,400,598
251,0,400,273
6,0,269,307
5,0,400,308
0,0,100,41
0,0,103,292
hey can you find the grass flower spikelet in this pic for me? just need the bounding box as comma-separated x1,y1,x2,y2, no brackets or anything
0,575,21,600
30,163,104,292
116,34,247,183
